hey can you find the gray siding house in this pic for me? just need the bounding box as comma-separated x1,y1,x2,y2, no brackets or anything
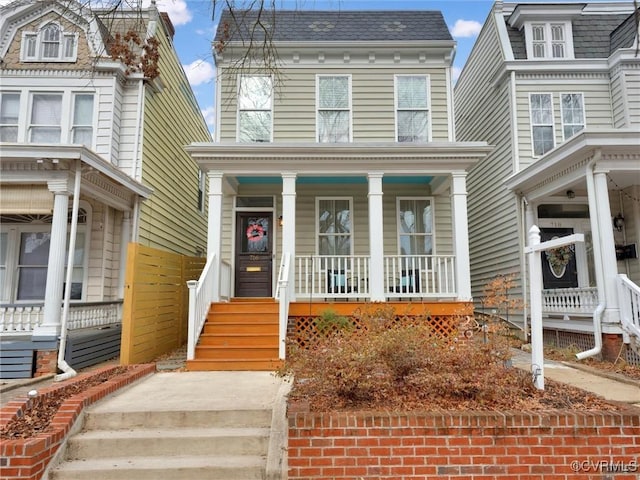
455,1,640,363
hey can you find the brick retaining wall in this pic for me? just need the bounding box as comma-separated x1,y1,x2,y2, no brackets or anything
288,408,640,479
0,364,155,480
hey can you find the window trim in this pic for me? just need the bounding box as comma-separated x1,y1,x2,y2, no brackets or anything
0,202,92,303
20,22,78,63
236,74,273,143
316,74,353,143
0,92,21,142
396,197,435,256
71,93,95,147
316,196,354,256
524,21,574,60
529,92,555,157
394,74,432,143
28,92,64,144
559,92,586,141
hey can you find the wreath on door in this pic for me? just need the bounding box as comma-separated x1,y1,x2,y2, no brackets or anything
246,224,265,242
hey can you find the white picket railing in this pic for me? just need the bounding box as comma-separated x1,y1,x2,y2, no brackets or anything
0,301,122,335
542,287,598,315
295,255,370,299
384,255,456,297
187,254,218,360
618,274,640,346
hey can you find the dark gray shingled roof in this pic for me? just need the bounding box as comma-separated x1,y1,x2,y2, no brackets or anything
506,12,634,60
215,10,453,43
610,10,639,53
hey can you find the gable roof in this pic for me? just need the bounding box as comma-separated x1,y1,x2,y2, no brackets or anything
215,10,453,44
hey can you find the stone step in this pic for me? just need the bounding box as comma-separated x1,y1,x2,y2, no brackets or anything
65,427,269,459
84,409,272,430
49,454,265,480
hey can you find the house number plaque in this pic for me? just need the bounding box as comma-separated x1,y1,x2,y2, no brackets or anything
246,266,261,272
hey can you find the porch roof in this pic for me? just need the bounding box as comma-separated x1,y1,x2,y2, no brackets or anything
505,129,640,201
186,141,493,176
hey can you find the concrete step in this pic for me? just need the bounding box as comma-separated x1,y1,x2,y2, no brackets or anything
84,409,272,430
65,427,270,459
49,454,265,480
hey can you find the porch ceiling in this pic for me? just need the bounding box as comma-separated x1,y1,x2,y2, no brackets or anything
505,129,640,201
186,142,493,176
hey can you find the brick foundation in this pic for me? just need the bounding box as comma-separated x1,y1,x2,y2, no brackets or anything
0,364,155,480
34,350,58,377
288,407,640,479
601,333,624,362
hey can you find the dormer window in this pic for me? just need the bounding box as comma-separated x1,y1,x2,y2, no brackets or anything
524,22,574,60
21,23,78,62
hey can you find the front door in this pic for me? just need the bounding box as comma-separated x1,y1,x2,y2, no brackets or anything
235,212,273,297
540,227,579,289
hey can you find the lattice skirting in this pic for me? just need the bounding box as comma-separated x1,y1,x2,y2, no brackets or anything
543,329,640,366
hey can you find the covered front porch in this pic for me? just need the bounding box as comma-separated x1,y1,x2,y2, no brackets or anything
186,142,491,363
506,129,640,359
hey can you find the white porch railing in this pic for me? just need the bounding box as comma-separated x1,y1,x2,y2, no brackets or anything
295,255,370,299
618,274,640,346
541,287,598,315
0,301,123,336
384,255,456,298
187,254,217,360
276,253,291,359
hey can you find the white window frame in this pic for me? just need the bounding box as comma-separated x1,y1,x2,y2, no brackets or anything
559,92,585,141
0,91,21,142
316,74,352,143
236,75,273,143
0,203,91,303
529,93,555,157
394,75,431,143
396,197,435,256
70,93,95,147
524,21,574,60
316,197,354,256
28,92,64,143
20,22,78,62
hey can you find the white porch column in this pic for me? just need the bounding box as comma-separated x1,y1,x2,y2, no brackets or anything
34,178,71,338
281,173,297,300
368,173,385,301
593,168,620,324
118,211,132,298
207,172,224,302
451,172,472,301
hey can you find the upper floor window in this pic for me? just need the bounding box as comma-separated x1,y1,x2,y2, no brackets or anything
397,198,433,255
529,93,554,156
22,22,78,62
71,94,94,147
560,93,584,140
317,75,351,143
525,22,573,60
0,93,20,142
30,93,62,143
317,197,352,255
395,75,430,142
238,75,272,143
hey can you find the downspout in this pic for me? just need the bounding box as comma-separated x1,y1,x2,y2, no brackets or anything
576,152,604,360
55,160,82,381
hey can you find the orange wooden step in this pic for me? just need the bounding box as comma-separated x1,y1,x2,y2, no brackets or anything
186,359,282,371
204,322,278,335
194,345,279,360
198,333,278,347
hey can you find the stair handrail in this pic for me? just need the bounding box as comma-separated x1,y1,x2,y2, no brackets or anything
187,254,217,360
276,252,291,359
618,274,640,344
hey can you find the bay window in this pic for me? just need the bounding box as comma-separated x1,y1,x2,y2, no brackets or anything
317,75,351,143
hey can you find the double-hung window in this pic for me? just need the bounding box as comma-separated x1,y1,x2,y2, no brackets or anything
317,198,352,255
529,93,554,156
0,93,20,142
397,198,433,256
317,75,351,143
238,75,272,143
526,22,572,60
395,75,430,142
560,93,584,140
30,93,62,143
22,23,77,62
71,94,94,147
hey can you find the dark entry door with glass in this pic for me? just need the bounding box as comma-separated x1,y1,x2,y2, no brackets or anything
540,227,578,289
235,212,273,297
